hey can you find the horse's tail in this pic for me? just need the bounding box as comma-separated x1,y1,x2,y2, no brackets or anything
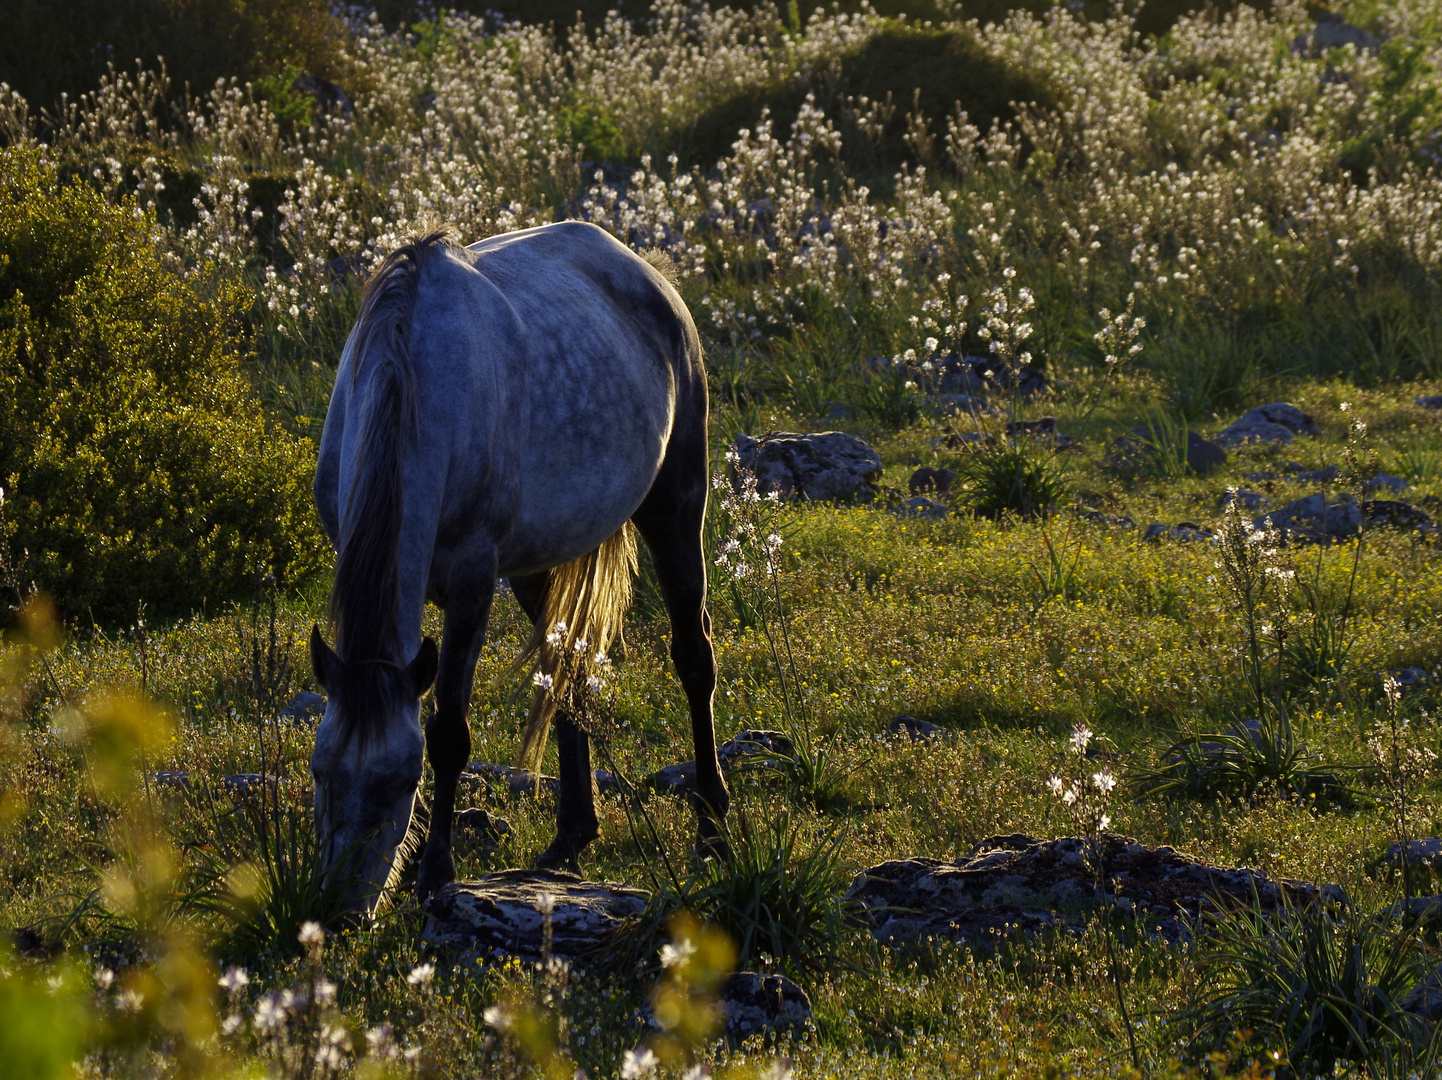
514,524,638,773
329,229,453,747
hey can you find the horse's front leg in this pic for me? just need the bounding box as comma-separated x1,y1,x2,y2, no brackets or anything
416,580,495,899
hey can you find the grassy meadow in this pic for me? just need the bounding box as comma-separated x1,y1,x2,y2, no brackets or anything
4,0,1442,1076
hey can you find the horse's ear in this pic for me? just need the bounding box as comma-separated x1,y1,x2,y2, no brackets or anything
407,637,438,698
311,625,342,693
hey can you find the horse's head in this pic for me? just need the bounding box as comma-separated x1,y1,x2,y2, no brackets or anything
308,626,437,915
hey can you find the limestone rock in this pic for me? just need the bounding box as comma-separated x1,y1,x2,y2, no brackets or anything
1080,510,1134,529
1124,427,1227,472
908,466,955,496
1292,14,1381,56
1361,500,1434,532
721,972,813,1042
421,870,648,963
279,691,325,725
928,393,999,418
889,715,945,741
1144,522,1213,543
1386,838,1442,869
152,770,191,790
1390,667,1431,688
1215,403,1320,447
1415,396,1442,410
455,808,512,848
1365,473,1408,495
650,730,796,794
733,432,883,503
890,496,949,520
1256,493,1361,537
1006,417,1070,448
462,763,560,797
1220,489,1270,511
848,833,1340,946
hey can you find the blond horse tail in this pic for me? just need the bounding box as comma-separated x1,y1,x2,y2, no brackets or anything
514,524,638,773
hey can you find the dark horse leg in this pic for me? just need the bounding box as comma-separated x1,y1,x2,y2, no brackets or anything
632,435,728,856
416,573,496,898
511,572,599,873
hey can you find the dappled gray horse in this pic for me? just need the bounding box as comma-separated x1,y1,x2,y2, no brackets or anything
308,222,726,913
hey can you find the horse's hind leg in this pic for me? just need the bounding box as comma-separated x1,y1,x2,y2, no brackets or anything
633,467,729,855
511,572,599,873
416,576,495,899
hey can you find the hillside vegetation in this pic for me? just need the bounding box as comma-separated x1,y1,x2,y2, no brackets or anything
2,1,1442,1077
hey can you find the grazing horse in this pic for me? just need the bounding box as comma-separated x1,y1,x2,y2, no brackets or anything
308,221,727,913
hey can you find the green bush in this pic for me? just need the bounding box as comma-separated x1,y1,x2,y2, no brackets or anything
0,146,327,622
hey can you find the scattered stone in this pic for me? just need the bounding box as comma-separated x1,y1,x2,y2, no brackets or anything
1080,510,1134,529
720,972,814,1042
649,760,696,793
224,773,282,795
908,466,955,496
929,393,1000,417
1243,471,1279,482
594,769,621,795
1215,403,1320,448
895,351,1047,397
1292,465,1341,484
1006,417,1071,448
933,431,989,449
1256,493,1361,538
1402,962,1442,1020
847,833,1342,947
1390,667,1431,688
422,870,648,963
1220,489,1270,511
718,729,795,770
1292,14,1381,56
279,691,326,725
1143,522,1213,543
891,496,950,520
889,715,944,741
291,73,354,117
455,808,512,848
1123,427,1228,473
1365,472,1408,495
1361,500,1435,532
733,432,884,503
463,762,560,797
1415,396,1442,410
1384,896,1442,923
1386,838,1442,870
152,770,191,790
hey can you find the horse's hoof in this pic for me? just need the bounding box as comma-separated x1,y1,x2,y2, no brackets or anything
532,849,580,875
414,857,456,901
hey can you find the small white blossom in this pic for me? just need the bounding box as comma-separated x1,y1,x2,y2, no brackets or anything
406,962,435,987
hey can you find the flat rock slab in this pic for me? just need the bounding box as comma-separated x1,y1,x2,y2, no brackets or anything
422,870,648,964
733,431,883,503
848,833,1340,946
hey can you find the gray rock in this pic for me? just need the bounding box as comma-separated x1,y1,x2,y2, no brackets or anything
463,762,559,797
1390,667,1431,688
594,769,621,794
292,73,354,117
1243,471,1279,482
1007,417,1070,448
1292,465,1341,484
1415,396,1442,410
921,352,1047,397
455,808,512,848
824,402,854,421
1144,522,1213,543
1293,15,1381,56
1365,473,1408,494
1126,427,1228,472
718,729,795,770
1220,489,1270,511
721,972,813,1042
1215,403,1320,447
649,760,697,794
1362,500,1434,532
1384,896,1442,923
152,770,191,790
421,870,648,963
1256,493,1361,537
889,715,944,741
847,834,1341,947
1387,838,1442,869
279,691,325,725
224,773,278,795
1402,963,1442,1020
1080,510,1134,529
733,432,883,503
908,466,955,496
928,393,1000,417
891,496,949,520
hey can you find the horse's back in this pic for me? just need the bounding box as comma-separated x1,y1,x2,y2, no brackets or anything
426,222,701,575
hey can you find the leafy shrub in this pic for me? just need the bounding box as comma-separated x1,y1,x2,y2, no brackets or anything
0,146,327,622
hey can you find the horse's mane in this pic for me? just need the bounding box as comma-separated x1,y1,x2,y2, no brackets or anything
328,228,456,748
